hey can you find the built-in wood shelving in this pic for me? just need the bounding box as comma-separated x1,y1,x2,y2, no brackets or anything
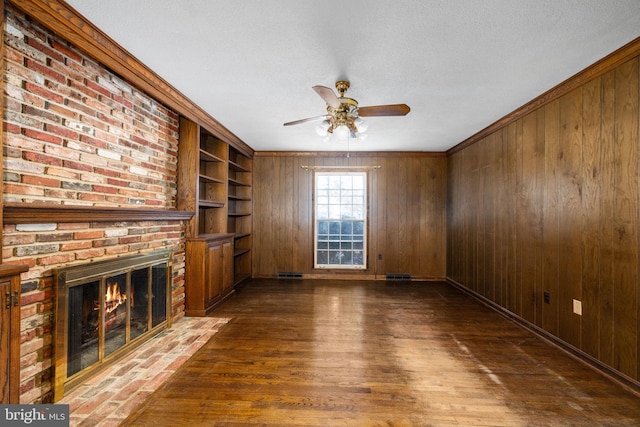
227,146,252,286
177,117,253,311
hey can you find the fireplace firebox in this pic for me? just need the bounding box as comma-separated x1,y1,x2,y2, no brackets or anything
53,250,172,401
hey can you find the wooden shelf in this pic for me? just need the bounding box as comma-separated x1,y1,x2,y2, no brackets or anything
228,160,250,173
199,200,225,208
199,174,225,184
228,195,251,201
234,248,250,257
228,177,251,187
200,149,224,163
228,212,251,217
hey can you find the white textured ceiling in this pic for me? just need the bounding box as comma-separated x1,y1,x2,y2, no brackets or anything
65,0,640,152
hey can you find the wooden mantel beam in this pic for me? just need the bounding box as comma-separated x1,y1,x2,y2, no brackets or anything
3,203,194,224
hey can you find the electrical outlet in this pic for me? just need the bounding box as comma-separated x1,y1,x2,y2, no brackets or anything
572,299,582,316
543,291,550,304
378,254,382,260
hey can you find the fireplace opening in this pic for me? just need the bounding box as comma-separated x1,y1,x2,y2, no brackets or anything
54,250,172,401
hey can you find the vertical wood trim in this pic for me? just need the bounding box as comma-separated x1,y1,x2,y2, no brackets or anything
534,109,546,326
581,77,603,359
599,69,616,367
612,59,638,377
557,87,583,348
504,123,517,313
485,134,497,302
542,99,560,335
515,118,525,317
177,117,199,238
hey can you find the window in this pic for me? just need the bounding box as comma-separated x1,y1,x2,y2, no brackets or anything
314,171,367,269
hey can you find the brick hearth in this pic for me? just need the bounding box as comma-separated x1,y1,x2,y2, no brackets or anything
60,317,229,426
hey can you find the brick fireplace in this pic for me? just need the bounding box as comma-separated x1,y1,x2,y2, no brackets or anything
1,5,190,403
53,249,172,400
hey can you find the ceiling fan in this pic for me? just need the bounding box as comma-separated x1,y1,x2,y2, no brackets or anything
284,81,410,138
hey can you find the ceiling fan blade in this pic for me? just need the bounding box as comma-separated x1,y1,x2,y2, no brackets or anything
312,85,341,109
283,115,327,126
358,104,411,117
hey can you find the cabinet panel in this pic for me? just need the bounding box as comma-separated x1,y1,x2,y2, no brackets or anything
0,280,12,403
185,235,235,316
205,241,223,302
0,265,28,404
222,240,234,293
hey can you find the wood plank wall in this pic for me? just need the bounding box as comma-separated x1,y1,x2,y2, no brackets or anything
447,56,640,382
252,152,447,280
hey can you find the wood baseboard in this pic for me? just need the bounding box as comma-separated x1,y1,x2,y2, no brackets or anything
252,274,447,282
446,277,640,397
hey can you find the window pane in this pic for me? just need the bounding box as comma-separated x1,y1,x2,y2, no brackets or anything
329,205,340,219
318,175,329,189
353,251,364,265
317,205,329,219
314,172,367,270
341,205,353,218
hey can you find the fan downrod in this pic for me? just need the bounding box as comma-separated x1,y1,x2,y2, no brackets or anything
335,80,350,97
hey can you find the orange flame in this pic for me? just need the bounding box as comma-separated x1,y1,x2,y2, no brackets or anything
105,281,126,315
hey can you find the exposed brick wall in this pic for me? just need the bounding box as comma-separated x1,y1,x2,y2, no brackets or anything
2,7,187,403
3,11,178,207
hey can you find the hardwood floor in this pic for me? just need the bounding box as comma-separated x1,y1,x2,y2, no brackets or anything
123,279,640,426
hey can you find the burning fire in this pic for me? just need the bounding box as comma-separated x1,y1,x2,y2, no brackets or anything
104,281,127,315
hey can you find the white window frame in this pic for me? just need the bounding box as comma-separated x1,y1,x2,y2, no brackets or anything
313,170,367,269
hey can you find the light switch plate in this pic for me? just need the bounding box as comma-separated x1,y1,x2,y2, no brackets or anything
573,299,582,316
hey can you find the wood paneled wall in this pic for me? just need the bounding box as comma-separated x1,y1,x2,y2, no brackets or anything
447,56,640,382
253,152,447,280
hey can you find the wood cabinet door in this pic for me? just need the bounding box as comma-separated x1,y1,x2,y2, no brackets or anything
0,280,10,403
0,276,19,404
222,240,234,292
205,241,223,303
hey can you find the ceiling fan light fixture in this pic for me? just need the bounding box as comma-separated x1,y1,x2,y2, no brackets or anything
334,124,350,140
354,117,368,133
315,120,330,136
285,80,409,145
